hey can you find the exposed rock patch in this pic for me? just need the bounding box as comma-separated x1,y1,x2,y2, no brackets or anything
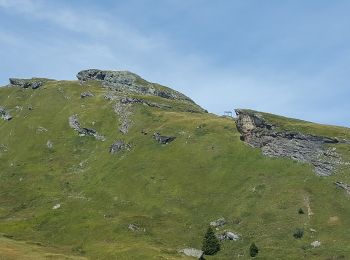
77,69,196,103
114,101,133,134
52,204,61,210
210,217,227,228
109,140,131,154
128,224,145,232
46,140,53,149
0,144,8,153
235,109,346,176
80,91,94,98
9,78,43,89
217,231,240,241
68,115,105,141
120,96,172,109
334,181,350,194
178,248,203,258
153,132,176,144
0,106,12,121
110,95,172,135
311,240,321,248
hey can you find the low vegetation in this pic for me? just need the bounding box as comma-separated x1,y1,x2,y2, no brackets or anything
0,75,350,259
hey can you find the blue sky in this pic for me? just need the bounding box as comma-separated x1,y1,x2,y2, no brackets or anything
0,0,349,126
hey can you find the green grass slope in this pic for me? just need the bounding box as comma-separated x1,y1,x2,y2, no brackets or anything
0,79,350,259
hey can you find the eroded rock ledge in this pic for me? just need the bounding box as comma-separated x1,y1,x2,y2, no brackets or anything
235,109,345,176
68,115,105,141
76,69,196,104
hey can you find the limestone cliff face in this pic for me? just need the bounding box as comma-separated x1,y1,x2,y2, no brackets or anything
235,109,345,176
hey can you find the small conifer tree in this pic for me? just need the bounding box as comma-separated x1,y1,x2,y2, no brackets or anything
202,226,220,255
249,243,259,257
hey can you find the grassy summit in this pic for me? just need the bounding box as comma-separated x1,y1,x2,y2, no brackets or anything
0,73,350,259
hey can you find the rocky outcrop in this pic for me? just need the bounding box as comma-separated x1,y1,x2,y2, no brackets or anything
9,78,43,89
0,106,12,121
235,109,345,176
68,115,105,141
153,132,176,144
77,69,196,103
334,181,350,194
109,140,131,154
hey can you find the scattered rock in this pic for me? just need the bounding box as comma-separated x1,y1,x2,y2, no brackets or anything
178,248,203,258
114,101,133,134
80,91,94,98
210,217,227,228
217,231,240,241
68,115,105,141
153,132,176,144
334,181,350,194
47,140,53,149
9,78,43,89
109,140,131,154
311,240,321,248
128,224,145,232
36,126,48,133
0,106,12,121
0,144,8,153
52,204,61,210
235,109,346,176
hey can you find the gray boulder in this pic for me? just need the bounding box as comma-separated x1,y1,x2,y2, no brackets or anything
80,91,94,98
153,132,176,144
178,248,203,258
0,106,12,121
217,231,240,241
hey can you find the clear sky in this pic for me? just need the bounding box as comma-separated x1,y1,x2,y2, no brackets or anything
1,0,349,127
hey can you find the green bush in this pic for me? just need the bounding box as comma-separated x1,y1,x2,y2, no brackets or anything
293,228,304,239
249,243,259,257
202,226,220,255
298,208,305,214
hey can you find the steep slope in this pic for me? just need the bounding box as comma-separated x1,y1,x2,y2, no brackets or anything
0,70,350,259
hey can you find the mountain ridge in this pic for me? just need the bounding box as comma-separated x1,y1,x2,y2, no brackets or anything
1,69,350,259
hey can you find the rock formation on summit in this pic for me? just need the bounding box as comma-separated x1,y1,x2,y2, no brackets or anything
9,78,54,89
235,109,346,176
76,69,196,103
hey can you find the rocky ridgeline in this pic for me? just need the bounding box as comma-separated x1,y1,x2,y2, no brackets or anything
235,109,346,176
9,78,54,89
76,69,198,104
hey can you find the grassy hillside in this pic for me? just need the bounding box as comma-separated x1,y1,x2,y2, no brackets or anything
0,79,350,259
